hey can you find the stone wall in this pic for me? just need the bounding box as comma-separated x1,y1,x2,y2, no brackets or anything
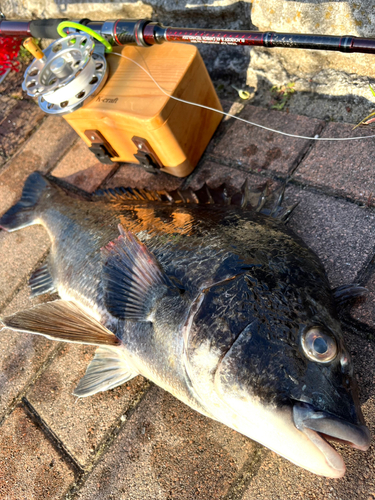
249,0,375,103
2,0,375,101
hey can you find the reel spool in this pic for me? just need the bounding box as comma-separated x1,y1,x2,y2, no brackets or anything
22,34,108,115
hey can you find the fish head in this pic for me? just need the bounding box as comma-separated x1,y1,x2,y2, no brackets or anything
188,260,370,478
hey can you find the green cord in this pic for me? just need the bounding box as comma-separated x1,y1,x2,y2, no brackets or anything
57,21,113,53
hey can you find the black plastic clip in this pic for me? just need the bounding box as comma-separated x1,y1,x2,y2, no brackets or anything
132,136,163,174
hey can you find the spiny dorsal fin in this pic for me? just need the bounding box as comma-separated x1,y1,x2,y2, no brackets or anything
1,300,120,346
94,186,164,203
102,224,180,321
94,181,291,221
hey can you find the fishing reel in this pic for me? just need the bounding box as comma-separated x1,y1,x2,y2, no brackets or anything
22,34,108,115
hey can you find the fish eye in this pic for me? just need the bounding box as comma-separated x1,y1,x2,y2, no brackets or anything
301,327,337,363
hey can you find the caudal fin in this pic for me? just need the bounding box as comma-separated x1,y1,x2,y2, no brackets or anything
0,172,49,232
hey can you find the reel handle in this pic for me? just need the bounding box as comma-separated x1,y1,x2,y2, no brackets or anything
23,37,45,61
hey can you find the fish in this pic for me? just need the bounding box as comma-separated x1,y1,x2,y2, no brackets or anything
0,171,370,478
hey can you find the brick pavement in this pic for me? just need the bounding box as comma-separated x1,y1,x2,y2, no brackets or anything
0,81,375,500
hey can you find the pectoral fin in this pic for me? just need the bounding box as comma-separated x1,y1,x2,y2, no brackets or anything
74,346,138,397
29,261,56,297
1,300,120,346
102,224,178,321
332,284,368,308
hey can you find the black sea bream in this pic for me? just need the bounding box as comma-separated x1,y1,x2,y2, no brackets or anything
0,172,370,478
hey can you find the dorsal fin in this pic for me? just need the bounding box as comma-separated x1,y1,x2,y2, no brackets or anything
93,181,292,221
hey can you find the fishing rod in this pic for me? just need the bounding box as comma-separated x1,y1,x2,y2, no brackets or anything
1,17,375,54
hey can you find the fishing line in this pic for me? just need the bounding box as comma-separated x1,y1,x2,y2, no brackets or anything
112,51,375,142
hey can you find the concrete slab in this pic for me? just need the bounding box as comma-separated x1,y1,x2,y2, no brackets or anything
212,105,324,176
76,386,257,500
295,121,375,205
27,343,147,467
0,406,75,500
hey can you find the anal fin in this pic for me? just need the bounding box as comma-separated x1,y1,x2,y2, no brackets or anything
1,300,120,346
73,346,138,397
29,262,56,297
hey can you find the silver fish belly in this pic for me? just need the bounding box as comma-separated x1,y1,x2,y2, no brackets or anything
0,172,370,478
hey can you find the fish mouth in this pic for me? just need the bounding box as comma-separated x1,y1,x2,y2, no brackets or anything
293,401,371,476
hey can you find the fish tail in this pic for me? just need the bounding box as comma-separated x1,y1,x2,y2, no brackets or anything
0,172,50,232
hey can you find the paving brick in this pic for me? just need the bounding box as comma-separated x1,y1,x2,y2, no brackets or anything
0,100,45,167
51,138,118,192
212,105,324,176
27,343,147,467
0,286,55,418
0,406,75,500
0,227,50,309
76,386,257,500
0,116,78,216
295,122,375,204
285,186,375,288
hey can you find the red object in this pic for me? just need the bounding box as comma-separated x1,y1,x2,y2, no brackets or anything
0,36,22,77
